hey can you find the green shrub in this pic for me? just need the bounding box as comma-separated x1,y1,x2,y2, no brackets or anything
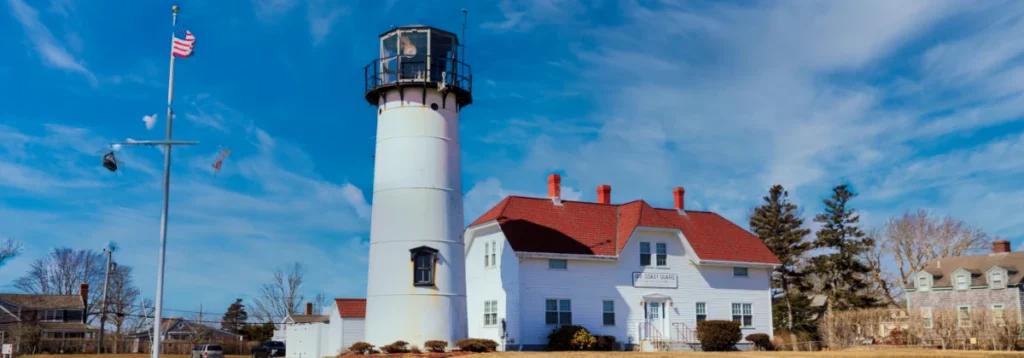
423,340,448,353
547,325,596,351
696,320,741,351
347,342,375,354
594,335,616,351
454,338,498,352
745,333,772,351
380,340,409,353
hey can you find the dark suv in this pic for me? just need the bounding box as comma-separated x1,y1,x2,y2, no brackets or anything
251,340,285,358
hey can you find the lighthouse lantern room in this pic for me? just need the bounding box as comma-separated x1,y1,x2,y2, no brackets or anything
362,25,473,348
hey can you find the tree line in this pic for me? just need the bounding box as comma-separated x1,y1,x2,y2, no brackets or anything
750,184,994,339
1,243,326,343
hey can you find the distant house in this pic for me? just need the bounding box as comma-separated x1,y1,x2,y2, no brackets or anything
906,240,1024,327
284,298,365,358
0,283,99,352
129,318,243,353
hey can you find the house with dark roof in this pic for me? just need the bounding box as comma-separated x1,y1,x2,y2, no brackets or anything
906,240,1024,328
0,283,98,352
464,174,780,351
280,298,365,358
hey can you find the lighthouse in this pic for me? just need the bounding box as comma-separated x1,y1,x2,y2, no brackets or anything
361,26,472,347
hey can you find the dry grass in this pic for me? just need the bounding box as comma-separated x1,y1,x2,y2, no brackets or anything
20,350,1024,358
482,348,1024,357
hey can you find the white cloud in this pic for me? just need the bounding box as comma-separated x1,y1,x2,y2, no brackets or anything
463,177,581,224
308,0,350,45
481,0,584,32
251,0,298,19
142,113,157,130
7,0,96,84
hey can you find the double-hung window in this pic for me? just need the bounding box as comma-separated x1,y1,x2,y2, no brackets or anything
732,303,752,328
955,274,969,290
484,300,498,326
640,242,651,266
484,243,490,267
957,306,971,327
545,299,572,326
655,243,667,266
410,246,438,287
921,307,933,329
602,300,615,326
993,304,1005,326
484,242,498,268
991,271,1005,289
490,242,497,267
696,302,707,323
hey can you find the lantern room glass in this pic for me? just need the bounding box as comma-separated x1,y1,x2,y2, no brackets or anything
377,28,460,86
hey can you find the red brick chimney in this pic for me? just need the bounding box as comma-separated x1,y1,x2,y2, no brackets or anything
305,302,313,315
79,283,89,323
993,240,1011,254
673,187,686,212
597,185,611,204
548,174,562,204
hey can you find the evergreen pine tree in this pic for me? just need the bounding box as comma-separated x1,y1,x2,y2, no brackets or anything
810,184,878,312
750,185,811,332
221,298,249,334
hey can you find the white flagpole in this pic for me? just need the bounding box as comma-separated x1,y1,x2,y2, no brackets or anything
151,5,178,358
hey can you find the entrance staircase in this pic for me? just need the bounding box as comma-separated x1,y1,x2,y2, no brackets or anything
637,322,699,352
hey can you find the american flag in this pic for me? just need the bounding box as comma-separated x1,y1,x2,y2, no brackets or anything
172,25,195,58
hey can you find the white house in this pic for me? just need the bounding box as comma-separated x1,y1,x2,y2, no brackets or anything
274,303,329,342
464,174,780,351
283,298,365,358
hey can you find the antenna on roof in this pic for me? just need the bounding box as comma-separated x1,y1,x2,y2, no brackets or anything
461,8,468,63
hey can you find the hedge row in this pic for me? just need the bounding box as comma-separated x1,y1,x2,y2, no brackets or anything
346,338,498,354
547,325,616,351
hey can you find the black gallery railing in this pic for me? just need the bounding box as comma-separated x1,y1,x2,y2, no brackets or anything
364,55,473,95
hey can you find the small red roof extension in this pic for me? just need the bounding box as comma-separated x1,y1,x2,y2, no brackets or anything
334,298,366,318
468,196,780,265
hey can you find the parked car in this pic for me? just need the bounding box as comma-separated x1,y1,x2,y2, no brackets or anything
251,340,286,358
191,344,224,358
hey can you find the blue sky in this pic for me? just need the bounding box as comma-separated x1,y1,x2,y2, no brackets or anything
2,0,1023,318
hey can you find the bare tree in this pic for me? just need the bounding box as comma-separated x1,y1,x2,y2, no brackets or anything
312,292,329,315
105,265,141,352
14,247,105,322
0,237,22,268
126,298,155,336
252,262,305,323
866,209,991,308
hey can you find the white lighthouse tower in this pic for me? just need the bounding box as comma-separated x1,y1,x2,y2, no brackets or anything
362,26,472,347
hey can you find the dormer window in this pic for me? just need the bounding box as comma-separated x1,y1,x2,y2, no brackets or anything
916,274,931,291
989,269,1006,289
955,273,970,291
410,246,439,287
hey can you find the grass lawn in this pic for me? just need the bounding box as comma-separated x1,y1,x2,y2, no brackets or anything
483,349,1024,357
20,350,1024,358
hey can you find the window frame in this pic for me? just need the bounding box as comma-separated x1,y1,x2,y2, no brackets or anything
990,270,1005,289
548,259,568,270
639,242,651,266
545,299,572,326
733,267,749,277
696,302,707,323
484,242,490,268
655,243,667,266
42,309,64,322
920,307,933,329
957,305,971,328
916,273,931,291
602,300,615,326
409,246,439,287
954,272,970,291
490,242,497,268
731,303,753,328
484,300,498,326
992,304,1005,326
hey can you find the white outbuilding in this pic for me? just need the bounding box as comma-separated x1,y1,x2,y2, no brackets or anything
464,175,781,352
284,298,365,358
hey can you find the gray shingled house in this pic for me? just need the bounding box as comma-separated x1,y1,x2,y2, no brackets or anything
0,283,99,352
905,240,1023,327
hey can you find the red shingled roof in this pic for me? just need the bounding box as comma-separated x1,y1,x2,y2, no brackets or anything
334,298,366,318
468,196,780,264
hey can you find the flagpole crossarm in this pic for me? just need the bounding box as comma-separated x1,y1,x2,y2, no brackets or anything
110,140,198,147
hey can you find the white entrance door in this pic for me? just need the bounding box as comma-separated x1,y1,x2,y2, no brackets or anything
645,301,667,339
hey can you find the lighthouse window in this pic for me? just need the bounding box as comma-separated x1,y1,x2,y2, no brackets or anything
410,246,439,287
399,31,428,80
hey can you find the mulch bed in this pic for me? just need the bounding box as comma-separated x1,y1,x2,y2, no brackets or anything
340,352,480,357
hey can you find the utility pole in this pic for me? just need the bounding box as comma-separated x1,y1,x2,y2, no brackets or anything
98,248,115,354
